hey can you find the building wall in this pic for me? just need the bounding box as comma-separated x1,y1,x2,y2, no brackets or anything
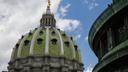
8,56,83,72
89,1,128,72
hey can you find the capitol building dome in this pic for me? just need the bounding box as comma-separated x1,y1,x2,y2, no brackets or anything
7,0,84,72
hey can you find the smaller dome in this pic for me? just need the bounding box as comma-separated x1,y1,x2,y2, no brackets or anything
40,2,56,28
40,14,56,28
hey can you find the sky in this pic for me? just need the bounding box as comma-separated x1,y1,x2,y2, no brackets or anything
0,0,112,72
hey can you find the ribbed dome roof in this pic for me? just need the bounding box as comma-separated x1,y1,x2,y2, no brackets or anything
10,27,82,63
8,1,83,72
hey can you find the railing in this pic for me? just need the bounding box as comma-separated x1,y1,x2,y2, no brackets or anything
93,40,128,72
89,0,128,50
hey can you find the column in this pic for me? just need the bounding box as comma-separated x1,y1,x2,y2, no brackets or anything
99,40,103,59
107,28,114,51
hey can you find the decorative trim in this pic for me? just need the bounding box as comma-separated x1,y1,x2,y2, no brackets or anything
17,34,29,57
55,28,64,55
69,37,76,59
45,27,50,54
30,28,41,55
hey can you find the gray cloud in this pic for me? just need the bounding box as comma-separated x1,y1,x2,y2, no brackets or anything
0,0,54,71
0,0,81,71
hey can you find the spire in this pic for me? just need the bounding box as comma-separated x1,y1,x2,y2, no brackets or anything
46,0,51,14
48,0,51,9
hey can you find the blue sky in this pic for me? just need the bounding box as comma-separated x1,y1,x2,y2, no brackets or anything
0,0,112,71
58,0,112,70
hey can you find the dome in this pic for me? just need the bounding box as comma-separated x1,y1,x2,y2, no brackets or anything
8,0,83,71
10,27,82,63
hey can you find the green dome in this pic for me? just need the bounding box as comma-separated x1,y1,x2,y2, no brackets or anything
8,1,84,72
10,27,82,63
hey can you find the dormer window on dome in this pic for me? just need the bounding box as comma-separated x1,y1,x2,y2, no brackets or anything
15,44,19,48
21,35,24,39
51,31,56,35
65,41,70,47
74,45,78,51
39,31,43,35
24,40,30,46
37,38,43,44
29,31,32,36
51,39,57,45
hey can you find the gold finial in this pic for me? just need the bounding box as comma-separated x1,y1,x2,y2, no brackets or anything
48,0,51,8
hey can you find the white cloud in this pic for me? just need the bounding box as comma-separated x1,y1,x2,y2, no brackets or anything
74,34,81,41
57,19,80,31
84,66,93,72
56,3,80,32
0,0,60,71
60,4,71,17
84,0,99,10
0,0,80,71
85,36,88,41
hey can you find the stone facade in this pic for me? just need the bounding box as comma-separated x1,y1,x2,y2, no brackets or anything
89,0,128,72
8,56,83,72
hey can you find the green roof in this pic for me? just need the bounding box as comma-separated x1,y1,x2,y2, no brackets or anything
10,27,82,63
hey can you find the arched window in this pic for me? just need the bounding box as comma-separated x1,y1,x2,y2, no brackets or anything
48,18,50,26
74,45,78,51
51,31,55,35
65,41,70,47
29,32,32,35
51,39,57,45
41,18,43,24
57,29,60,31
46,18,48,26
16,44,19,48
70,37,73,41
21,35,24,39
24,40,30,46
39,31,43,35
47,18,49,26
44,18,46,25
37,38,43,44
35,28,37,30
